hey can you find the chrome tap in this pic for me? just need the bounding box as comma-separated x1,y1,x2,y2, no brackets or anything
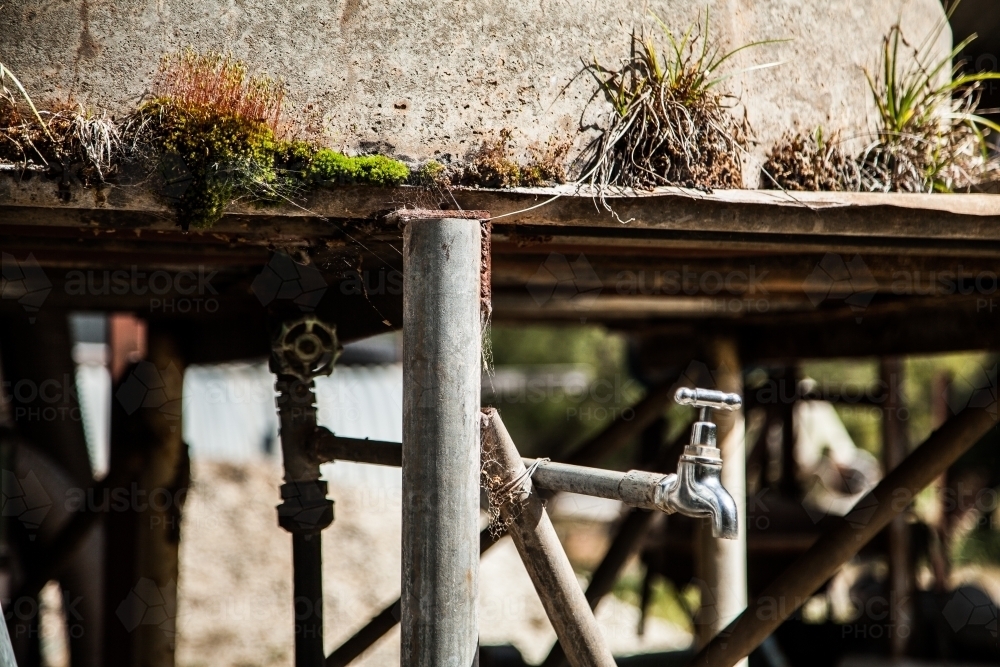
655,387,741,539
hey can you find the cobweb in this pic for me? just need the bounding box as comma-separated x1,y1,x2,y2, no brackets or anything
480,425,548,540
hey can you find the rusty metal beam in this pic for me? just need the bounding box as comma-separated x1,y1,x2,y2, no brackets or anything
541,509,658,667
7,177,1000,256
881,357,913,658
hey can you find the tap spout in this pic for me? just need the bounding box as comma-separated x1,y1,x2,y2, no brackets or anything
655,447,739,540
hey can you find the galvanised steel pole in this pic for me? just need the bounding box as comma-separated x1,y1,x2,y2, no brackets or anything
401,214,483,667
0,600,15,667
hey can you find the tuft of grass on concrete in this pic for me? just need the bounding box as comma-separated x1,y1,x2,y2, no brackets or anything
762,128,860,191
859,13,1000,193
764,5,1000,194
584,9,783,206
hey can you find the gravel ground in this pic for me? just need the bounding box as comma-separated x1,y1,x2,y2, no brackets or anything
175,458,691,666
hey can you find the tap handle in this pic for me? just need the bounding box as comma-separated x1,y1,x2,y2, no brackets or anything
675,387,742,412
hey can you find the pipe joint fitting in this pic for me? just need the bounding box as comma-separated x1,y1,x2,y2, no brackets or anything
277,480,335,535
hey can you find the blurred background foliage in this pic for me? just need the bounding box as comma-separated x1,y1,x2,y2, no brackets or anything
485,324,644,462
487,322,1000,595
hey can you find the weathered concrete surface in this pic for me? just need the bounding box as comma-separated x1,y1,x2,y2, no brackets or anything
2,0,948,185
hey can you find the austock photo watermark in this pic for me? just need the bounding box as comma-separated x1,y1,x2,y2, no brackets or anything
117,577,178,641
1,252,221,317
2,578,327,645
122,581,335,640
3,587,86,642
942,586,998,640
746,360,998,421
5,358,331,424
2,466,188,532
524,252,773,315
251,251,328,311
517,251,1000,322
614,264,771,313
2,374,83,423
1,468,52,541
805,252,1000,320
1,361,182,425
485,366,641,422
947,361,999,420
2,250,389,320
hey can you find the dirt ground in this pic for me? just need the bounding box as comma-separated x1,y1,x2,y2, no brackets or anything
175,458,691,666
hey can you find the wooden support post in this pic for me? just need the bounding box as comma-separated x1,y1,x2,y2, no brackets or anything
0,311,107,666
481,409,616,667
777,366,798,498
401,216,482,667
695,338,747,665
881,357,912,657
105,324,187,667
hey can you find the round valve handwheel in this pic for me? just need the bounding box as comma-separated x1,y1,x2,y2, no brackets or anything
271,315,341,381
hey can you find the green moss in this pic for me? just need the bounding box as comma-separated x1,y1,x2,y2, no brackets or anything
416,160,447,185
307,149,410,186
141,100,409,229
275,140,315,177
143,98,282,229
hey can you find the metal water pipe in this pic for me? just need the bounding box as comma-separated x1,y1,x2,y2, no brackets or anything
271,315,341,667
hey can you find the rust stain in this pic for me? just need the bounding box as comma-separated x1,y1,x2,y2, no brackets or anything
340,0,360,27
480,221,492,320
77,0,101,60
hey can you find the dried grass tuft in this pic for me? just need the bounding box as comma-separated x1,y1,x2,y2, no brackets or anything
762,129,860,191
457,129,571,188
859,11,1000,192
0,92,135,183
521,138,571,186
857,21,1000,193
459,129,523,188
769,7,1000,194
584,11,782,206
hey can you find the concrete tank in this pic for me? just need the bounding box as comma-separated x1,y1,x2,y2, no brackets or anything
2,0,949,185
